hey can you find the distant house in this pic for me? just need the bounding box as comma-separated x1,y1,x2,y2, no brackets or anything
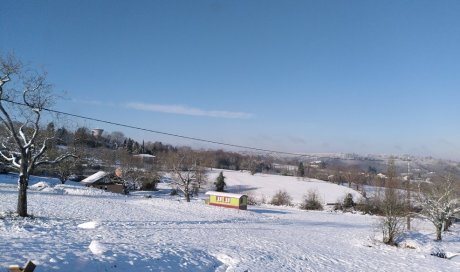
205,191,248,210
377,173,387,179
133,154,156,164
81,171,127,194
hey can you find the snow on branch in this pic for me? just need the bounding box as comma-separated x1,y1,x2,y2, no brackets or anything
417,176,460,240
34,153,78,168
0,150,20,169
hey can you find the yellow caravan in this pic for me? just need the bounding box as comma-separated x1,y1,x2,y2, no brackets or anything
205,191,248,210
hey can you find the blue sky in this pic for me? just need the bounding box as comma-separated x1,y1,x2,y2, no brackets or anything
2,0,460,159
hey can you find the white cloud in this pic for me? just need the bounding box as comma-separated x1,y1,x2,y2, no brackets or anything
71,99,116,107
71,98,103,105
126,102,253,119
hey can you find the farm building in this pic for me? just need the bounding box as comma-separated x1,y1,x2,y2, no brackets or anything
133,154,155,164
205,191,248,210
81,171,127,194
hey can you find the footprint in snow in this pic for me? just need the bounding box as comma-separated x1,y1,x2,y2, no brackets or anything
77,221,99,229
214,253,240,270
89,240,107,255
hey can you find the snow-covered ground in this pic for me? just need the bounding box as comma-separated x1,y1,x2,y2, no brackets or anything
207,169,362,204
1,172,459,271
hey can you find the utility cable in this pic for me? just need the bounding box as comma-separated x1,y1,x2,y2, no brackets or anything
0,98,313,157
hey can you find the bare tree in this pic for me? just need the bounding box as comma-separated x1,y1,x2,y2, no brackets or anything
0,54,76,216
379,186,406,245
170,149,207,202
108,131,125,148
118,158,160,192
379,158,406,245
330,168,345,186
417,175,460,241
52,155,78,184
193,162,207,196
341,165,366,190
45,136,83,184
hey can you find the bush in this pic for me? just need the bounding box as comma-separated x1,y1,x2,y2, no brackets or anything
140,179,158,191
343,193,355,209
355,197,384,215
170,188,178,196
245,192,259,205
380,187,406,245
270,190,292,206
245,193,267,206
260,194,267,205
214,171,226,192
138,174,160,191
335,193,358,212
300,190,323,210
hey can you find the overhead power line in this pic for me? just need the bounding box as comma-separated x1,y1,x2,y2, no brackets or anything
0,98,312,157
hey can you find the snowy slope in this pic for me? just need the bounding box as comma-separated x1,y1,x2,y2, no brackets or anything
1,174,459,271
207,169,362,204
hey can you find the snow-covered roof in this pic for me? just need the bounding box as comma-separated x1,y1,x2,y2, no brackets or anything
205,191,247,198
81,171,109,185
133,154,156,158
377,173,387,179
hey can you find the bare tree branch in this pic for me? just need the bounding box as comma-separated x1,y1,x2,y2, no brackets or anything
0,150,20,168
34,153,78,168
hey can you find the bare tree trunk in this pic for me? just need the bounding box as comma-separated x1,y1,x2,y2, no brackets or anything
17,176,28,217
184,185,191,202
406,194,411,231
436,224,442,241
443,218,452,231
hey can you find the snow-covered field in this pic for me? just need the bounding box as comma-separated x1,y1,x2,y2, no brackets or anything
207,169,362,204
1,172,459,271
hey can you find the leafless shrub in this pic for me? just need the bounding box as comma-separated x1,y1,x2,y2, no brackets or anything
379,187,406,245
270,190,292,206
300,190,323,210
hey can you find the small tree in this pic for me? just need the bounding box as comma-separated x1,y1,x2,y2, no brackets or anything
379,158,406,245
270,190,292,206
297,162,305,177
417,175,460,241
138,172,160,191
301,190,323,210
53,157,77,184
214,171,226,192
245,192,260,205
343,166,361,188
343,193,355,210
47,140,82,184
170,149,207,202
108,131,125,149
380,187,406,245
